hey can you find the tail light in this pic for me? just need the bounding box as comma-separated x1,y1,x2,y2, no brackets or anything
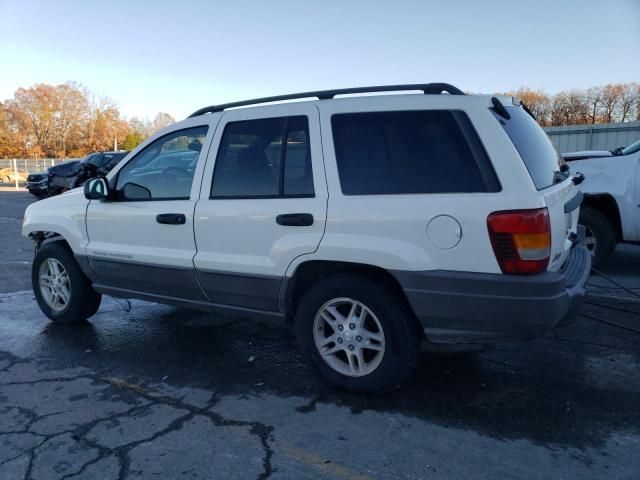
487,208,551,274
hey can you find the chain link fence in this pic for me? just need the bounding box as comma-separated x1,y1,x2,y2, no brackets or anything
0,158,78,188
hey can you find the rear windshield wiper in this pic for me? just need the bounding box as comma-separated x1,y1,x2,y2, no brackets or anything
553,164,570,184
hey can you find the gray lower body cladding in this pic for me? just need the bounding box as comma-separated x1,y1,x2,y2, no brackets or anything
76,255,284,319
88,257,207,302
392,238,591,344
75,234,590,344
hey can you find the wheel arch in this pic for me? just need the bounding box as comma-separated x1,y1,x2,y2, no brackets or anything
282,260,423,336
581,194,622,241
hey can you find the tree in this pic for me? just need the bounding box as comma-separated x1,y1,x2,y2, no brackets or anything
151,112,175,134
0,102,26,157
617,82,638,122
9,84,59,157
86,99,130,152
121,131,145,150
601,84,623,123
511,87,552,126
54,83,90,157
585,86,603,124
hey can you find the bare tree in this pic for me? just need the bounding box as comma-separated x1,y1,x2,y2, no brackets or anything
585,86,603,124
617,82,638,122
601,84,623,123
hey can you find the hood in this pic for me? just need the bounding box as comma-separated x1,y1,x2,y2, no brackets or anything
48,160,83,177
563,150,613,161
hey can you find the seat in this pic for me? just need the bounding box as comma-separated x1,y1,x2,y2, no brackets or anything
234,147,278,195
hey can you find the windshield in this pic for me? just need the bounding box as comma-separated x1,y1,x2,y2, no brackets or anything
491,106,565,190
619,138,640,156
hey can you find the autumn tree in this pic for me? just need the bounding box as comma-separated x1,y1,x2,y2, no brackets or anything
54,83,91,156
0,102,26,157
151,112,175,134
509,87,552,126
8,84,60,157
86,99,130,152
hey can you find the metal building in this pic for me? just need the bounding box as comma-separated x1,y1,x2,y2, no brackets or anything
544,121,640,153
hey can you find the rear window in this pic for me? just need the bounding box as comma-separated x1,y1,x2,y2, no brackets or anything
492,106,564,190
331,110,499,195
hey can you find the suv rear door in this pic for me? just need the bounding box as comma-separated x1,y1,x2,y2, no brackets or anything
193,103,327,313
491,105,580,270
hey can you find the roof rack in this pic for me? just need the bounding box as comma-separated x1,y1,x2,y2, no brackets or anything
187,83,464,118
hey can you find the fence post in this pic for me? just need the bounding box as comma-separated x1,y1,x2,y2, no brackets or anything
51,159,54,167
587,127,594,150
13,159,19,190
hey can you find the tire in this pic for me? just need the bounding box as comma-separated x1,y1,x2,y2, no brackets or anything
295,273,420,393
32,242,102,324
579,207,616,268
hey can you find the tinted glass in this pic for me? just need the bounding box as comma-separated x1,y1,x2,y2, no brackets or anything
621,138,640,156
86,153,104,167
211,116,313,197
116,126,207,200
332,110,495,195
284,116,314,196
492,106,564,190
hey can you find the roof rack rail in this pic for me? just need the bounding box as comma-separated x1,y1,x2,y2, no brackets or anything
187,83,464,118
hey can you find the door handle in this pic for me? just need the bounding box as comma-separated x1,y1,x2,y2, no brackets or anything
276,213,314,226
156,213,186,225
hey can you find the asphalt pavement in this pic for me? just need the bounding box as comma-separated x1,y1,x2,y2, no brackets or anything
1,190,639,479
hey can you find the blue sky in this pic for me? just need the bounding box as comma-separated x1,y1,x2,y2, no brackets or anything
1,0,639,120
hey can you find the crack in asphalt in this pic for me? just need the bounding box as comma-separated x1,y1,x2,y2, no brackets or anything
103,377,275,480
0,357,275,480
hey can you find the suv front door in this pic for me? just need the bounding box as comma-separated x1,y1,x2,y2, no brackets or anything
85,123,214,302
194,104,327,313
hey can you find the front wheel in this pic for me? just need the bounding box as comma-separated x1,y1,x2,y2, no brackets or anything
295,274,420,393
32,242,102,324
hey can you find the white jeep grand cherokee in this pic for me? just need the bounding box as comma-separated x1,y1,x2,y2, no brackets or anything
22,84,591,392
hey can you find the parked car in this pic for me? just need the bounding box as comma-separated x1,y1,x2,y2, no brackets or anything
0,167,28,184
47,151,129,197
26,172,50,198
564,138,640,266
22,84,590,392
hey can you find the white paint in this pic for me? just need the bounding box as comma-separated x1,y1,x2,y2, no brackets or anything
427,215,462,250
22,92,578,280
570,150,640,242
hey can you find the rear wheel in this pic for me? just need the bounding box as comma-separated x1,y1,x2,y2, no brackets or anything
295,274,419,393
32,242,101,324
579,207,616,268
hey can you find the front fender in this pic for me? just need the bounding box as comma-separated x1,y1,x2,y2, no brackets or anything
22,189,89,254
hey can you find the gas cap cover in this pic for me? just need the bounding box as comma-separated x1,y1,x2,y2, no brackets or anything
426,215,462,250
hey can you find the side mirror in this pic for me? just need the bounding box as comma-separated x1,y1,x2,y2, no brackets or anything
84,177,110,200
122,182,152,200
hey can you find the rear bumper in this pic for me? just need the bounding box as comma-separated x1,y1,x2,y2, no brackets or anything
392,227,591,343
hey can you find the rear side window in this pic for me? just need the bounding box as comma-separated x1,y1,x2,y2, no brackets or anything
211,116,314,198
491,106,564,190
331,110,498,195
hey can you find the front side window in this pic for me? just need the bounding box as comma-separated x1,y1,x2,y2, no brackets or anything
332,110,498,195
116,126,208,200
211,116,314,198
